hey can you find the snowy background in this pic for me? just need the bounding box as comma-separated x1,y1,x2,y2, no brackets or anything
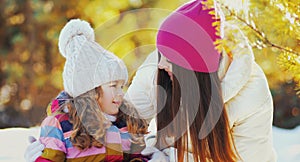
0,126,299,162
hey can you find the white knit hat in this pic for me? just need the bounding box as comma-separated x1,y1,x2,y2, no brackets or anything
58,19,128,98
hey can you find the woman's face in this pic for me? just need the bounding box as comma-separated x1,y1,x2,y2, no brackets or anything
98,80,125,115
158,54,173,80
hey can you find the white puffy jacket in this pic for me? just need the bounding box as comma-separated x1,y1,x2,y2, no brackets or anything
124,23,276,162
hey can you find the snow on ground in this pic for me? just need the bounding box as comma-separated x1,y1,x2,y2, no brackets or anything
0,127,40,162
272,126,300,162
0,126,299,162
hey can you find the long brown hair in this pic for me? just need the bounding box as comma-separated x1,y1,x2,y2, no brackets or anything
67,86,148,150
156,54,237,161
68,88,110,150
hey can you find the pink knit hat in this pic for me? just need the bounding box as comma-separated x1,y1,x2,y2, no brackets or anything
156,0,220,73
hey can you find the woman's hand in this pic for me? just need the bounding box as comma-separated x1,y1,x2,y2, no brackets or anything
142,146,169,162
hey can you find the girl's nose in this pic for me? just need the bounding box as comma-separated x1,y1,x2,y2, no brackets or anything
117,88,124,97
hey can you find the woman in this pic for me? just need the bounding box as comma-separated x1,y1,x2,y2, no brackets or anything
127,0,276,161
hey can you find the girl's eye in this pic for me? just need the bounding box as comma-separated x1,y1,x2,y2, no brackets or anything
121,85,124,89
110,84,117,87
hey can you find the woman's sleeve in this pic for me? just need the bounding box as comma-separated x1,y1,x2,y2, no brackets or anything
36,116,66,162
220,22,254,104
124,50,158,123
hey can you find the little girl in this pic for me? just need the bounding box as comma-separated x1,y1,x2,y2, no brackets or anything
35,19,149,161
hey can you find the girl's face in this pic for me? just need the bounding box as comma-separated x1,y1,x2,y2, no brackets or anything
158,54,173,80
98,80,125,115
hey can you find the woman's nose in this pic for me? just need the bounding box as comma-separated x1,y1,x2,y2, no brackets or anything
158,59,168,70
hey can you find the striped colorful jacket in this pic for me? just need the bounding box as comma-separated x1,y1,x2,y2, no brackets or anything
36,113,148,162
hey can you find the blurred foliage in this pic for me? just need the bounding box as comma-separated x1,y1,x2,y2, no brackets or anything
0,0,299,129
0,0,89,127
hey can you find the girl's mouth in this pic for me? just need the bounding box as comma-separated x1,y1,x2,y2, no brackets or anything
112,101,121,106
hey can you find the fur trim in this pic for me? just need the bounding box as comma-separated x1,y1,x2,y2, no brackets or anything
58,19,95,58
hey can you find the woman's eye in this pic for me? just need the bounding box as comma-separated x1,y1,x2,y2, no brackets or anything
121,85,124,89
110,85,117,87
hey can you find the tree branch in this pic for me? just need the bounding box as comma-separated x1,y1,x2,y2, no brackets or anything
221,4,300,56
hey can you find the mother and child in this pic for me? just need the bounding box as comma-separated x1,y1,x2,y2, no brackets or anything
25,0,276,161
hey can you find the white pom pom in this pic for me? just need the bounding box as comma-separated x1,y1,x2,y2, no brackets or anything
58,19,95,58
